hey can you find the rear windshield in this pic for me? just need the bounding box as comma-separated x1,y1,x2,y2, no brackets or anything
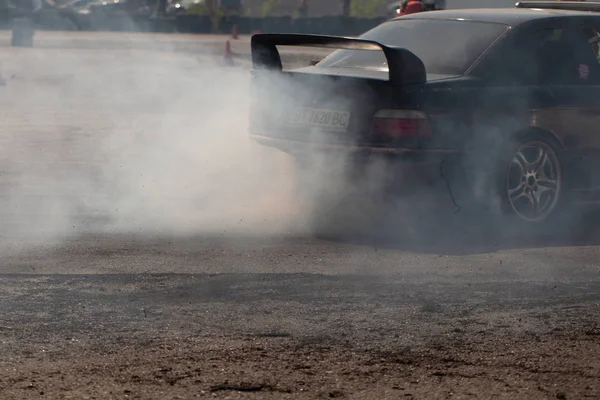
317,19,509,76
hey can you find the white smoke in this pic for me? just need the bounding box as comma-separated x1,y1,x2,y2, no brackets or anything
0,37,308,245
0,31,587,251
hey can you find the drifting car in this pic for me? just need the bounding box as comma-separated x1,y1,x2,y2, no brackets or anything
249,1,600,229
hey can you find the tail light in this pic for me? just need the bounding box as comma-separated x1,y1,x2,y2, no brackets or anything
369,109,432,139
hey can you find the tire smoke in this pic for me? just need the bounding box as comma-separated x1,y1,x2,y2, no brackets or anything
0,39,306,245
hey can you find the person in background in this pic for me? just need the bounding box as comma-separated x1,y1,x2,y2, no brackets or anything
398,0,424,16
342,0,350,17
298,0,308,18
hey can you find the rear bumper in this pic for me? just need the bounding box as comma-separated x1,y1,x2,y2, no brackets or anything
249,134,465,158
250,134,470,202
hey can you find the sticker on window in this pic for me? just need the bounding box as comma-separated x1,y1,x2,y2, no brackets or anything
579,64,590,80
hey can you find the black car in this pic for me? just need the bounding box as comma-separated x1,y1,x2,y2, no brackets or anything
249,1,600,232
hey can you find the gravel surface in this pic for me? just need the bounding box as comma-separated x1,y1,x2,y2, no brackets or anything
0,32,599,400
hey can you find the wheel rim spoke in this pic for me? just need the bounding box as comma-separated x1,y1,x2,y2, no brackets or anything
513,151,529,171
508,184,525,201
531,147,548,172
528,190,540,214
537,178,557,193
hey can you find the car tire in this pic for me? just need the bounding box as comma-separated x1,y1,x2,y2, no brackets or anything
497,133,564,230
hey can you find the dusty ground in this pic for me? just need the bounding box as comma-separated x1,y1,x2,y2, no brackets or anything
0,31,599,400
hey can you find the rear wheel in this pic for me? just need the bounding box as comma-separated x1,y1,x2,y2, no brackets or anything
483,133,569,242
504,139,562,223
445,135,565,242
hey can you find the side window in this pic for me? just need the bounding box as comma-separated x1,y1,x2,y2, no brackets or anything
514,28,560,85
535,26,600,86
477,28,559,85
479,26,600,86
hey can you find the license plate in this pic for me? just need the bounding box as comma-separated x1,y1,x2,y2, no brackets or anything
288,107,351,132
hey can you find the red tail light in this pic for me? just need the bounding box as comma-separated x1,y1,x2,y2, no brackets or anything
369,110,431,139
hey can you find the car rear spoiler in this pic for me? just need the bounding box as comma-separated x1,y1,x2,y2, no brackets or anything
250,33,427,86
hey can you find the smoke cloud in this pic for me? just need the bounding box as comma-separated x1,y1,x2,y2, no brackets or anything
0,38,310,246
0,31,594,253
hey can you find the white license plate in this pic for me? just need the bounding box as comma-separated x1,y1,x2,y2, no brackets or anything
288,107,351,132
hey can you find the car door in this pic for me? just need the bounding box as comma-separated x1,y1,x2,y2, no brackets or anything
574,19,600,190
535,21,600,191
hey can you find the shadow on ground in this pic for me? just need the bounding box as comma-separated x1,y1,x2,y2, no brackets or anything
316,205,600,256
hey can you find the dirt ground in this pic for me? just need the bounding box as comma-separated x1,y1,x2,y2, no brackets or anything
1,235,599,400
0,31,599,400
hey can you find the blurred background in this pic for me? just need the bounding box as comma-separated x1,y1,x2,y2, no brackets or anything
0,0,520,36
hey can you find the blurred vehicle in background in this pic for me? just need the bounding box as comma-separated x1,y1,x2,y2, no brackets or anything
56,0,154,16
165,0,204,16
58,0,106,15
1,0,51,18
93,0,152,16
164,0,242,17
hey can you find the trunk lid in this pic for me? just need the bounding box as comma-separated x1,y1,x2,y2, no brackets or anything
250,69,395,146
248,33,430,147
249,68,460,147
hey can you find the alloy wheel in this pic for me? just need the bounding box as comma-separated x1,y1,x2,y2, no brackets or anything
506,141,561,222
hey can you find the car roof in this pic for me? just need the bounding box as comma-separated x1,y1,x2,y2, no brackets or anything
392,8,600,26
